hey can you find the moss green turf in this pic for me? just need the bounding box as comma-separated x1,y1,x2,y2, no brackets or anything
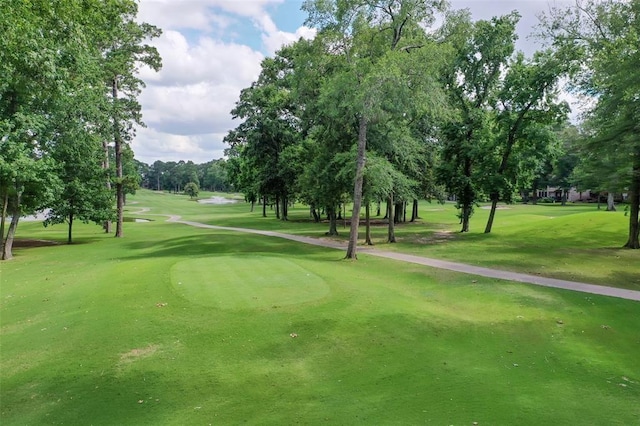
1,190,638,424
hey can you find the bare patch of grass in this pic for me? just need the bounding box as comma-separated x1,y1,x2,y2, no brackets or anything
13,239,61,248
403,230,457,245
118,344,160,365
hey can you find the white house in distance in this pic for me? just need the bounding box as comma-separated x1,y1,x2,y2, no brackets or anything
536,186,593,202
535,187,628,203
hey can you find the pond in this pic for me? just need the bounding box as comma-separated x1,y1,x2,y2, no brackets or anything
197,196,240,205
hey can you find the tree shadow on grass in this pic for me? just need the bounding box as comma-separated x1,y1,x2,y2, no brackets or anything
5,370,191,426
606,270,640,292
122,231,340,262
13,237,104,252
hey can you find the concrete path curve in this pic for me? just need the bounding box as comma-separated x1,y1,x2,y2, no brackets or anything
139,210,640,302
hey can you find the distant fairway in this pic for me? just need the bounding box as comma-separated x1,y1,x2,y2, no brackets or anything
1,190,638,425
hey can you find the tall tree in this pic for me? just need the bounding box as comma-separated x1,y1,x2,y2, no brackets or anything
227,49,301,220
98,0,161,238
437,11,519,232
1,0,96,258
483,50,568,233
303,0,447,258
541,0,640,248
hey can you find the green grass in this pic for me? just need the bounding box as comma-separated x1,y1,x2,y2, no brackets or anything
1,190,639,424
132,190,639,290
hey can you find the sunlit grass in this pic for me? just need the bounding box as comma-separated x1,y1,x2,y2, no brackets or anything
129,190,639,289
1,191,638,424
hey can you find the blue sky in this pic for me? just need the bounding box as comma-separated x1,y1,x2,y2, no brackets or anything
133,0,573,165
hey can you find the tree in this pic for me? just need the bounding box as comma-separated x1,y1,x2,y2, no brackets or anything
571,122,626,210
184,182,200,199
0,141,60,259
44,94,114,244
1,0,98,258
98,0,162,238
202,159,230,192
303,0,448,258
437,11,520,232
482,50,568,233
541,0,640,248
226,48,301,221
1,0,161,256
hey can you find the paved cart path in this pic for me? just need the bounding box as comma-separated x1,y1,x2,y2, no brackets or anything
137,209,640,302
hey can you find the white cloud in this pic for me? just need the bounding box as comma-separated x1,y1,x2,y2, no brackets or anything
258,14,317,54
135,30,264,163
139,30,264,87
139,1,228,32
133,1,317,164
132,127,228,163
138,0,286,31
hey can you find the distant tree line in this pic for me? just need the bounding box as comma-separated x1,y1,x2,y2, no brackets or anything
135,159,232,194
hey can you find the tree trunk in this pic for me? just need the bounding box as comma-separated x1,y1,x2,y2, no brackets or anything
606,192,616,211
561,189,567,206
376,201,381,217
275,195,280,219
102,140,112,233
484,195,499,234
262,196,267,217
460,157,473,233
312,207,320,222
283,196,288,220
67,211,74,244
387,193,396,243
461,203,471,233
365,203,373,245
394,202,402,224
280,195,287,221
410,199,419,222
0,190,8,255
345,116,367,259
624,153,640,249
113,78,124,238
250,200,255,212
327,206,338,236
2,193,21,260
343,204,347,228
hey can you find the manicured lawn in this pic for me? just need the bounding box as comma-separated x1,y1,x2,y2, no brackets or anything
135,190,640,290
1,191,638,424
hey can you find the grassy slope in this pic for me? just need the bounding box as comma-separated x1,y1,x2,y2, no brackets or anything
1,191,639,425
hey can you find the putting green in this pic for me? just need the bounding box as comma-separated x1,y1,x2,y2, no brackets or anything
171,256,330,309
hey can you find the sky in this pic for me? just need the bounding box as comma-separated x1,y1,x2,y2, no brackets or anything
134,0,573,166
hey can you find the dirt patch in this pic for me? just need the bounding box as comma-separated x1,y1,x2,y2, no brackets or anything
408,230,456,245
119,344,160,364
13,239,61,248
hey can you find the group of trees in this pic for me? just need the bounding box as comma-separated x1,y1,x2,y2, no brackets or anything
1,0,161,259
226,0,638,259
136,158,231,193
540,0,640,248
227,0,639,256
3,0,637,262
